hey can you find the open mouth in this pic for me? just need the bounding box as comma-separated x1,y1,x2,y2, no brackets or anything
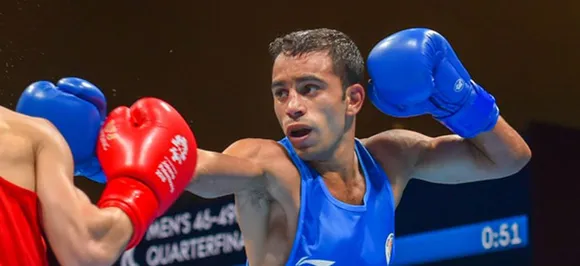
289,128,312,138
287,125,313,138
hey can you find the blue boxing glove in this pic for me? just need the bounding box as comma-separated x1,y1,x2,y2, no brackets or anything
16,77,108,183
367,28,499,138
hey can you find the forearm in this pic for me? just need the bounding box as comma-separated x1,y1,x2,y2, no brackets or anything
85,207,133,265
42,190,133,266
467,116,531,170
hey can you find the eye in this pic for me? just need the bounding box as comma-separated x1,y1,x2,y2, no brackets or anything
274,89,288,99
299,84,320,95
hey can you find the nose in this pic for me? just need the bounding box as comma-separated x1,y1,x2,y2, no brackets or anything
285,92,305,120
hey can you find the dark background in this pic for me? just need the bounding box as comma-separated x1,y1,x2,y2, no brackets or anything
2,0,579,265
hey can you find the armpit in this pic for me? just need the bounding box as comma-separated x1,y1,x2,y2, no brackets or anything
236,188,271,210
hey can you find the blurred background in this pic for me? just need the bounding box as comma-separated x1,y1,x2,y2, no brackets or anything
1,0,579,265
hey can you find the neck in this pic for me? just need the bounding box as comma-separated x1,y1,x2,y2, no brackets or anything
309,132,358,182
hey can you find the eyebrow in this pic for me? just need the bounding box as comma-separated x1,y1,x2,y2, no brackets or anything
271,75,327,89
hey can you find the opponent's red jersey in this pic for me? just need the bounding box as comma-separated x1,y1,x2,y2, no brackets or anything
0,176,48,266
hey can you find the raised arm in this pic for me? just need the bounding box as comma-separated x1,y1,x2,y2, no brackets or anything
412,117,531,183
34,120,132,266
367,117,531,185
365,28,531,184
187,138,268,198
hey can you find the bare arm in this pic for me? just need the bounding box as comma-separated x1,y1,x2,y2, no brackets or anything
187,138,268,198
368,117,531,184
34,120,133,266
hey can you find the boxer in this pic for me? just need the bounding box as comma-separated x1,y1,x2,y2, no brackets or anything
185,28,532,265
0,78,197,265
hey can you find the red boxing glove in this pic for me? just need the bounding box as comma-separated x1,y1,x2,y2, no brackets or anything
96,97,198,249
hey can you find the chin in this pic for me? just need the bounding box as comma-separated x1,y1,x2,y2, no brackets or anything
293,144,329,162
294,149,316,161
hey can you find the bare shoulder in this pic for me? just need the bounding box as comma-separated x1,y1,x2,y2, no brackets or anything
0,107,62,189
229,138,296,197
225,138,290,166
0,106,71,161
0,107,42,153
16,115,62,149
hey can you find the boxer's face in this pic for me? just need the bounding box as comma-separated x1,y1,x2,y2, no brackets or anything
271,51,364,160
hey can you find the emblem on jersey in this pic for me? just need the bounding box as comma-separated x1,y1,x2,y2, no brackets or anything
385,233,395,265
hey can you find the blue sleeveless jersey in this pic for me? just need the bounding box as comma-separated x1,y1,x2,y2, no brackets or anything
277,137,397,266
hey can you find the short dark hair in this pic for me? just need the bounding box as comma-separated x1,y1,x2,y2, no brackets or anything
268,28,365,89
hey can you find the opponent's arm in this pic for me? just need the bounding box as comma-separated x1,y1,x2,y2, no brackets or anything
187,138,267,198
35,120,132,266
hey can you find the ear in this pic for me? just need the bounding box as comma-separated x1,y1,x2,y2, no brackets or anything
345,84,365,116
